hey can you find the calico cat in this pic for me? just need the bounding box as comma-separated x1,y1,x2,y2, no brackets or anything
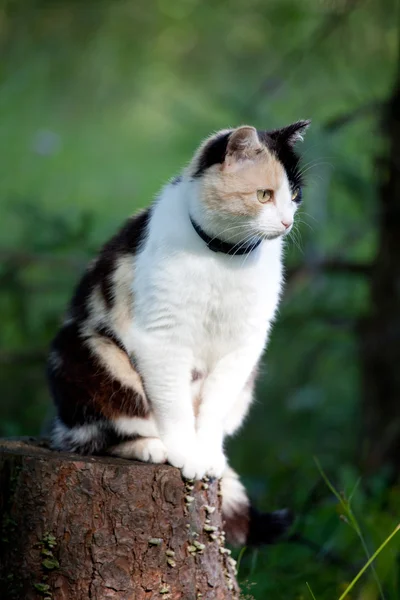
48,120,310,546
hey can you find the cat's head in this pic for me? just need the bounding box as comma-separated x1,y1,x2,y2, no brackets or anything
187,121,310,243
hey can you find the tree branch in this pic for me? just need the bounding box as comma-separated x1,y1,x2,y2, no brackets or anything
0,250,87,271
0,348,48,365
286,258,372,281
324,101,386,133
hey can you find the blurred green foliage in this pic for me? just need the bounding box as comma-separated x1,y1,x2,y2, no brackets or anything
0,0,399,598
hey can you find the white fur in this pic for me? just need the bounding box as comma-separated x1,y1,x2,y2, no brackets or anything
115,169,288,479
52,418,70,449
113,416,158,438
221,466,249,510
220,466,251,545
223,384,254,436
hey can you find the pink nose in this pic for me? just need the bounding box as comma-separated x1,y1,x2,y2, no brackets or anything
281,220,292,229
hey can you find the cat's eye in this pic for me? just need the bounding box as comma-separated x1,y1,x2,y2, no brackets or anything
291,187,301,202
257,189,273,203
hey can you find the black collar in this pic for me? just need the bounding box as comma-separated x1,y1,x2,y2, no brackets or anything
190,216,262,256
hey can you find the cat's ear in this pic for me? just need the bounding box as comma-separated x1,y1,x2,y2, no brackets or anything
269,120,311,147
225,126,262,161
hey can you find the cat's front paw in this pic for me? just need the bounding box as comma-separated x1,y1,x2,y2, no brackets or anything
196,432,226,478
164,436,206,480
138,437,168,463
201,448,227,479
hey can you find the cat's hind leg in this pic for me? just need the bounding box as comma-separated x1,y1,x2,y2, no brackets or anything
48,322,151,455
51,417,108,455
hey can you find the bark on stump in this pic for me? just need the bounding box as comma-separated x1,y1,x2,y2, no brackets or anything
0,439,239,600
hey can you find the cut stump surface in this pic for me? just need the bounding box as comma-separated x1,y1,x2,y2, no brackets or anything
0,438,239,600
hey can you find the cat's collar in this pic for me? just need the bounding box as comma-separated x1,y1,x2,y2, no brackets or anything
189,216,263,256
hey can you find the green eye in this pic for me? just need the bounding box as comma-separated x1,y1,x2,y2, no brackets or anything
291,187,301,202
257,189,273,203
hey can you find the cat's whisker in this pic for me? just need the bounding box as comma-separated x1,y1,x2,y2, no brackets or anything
299,170,327,183
300,211,318,224
239,237,256,268
298,143,333,159
208,223,252,244
295,228,304,254
298,159,320,173
228,229,258,250
289,225,304,254
298,161,333,178
231,232,258,254
299,157,330,170
295,219,315,233
299,155,334,168
241,237,260,269
229,231,259,260
304,174,327,186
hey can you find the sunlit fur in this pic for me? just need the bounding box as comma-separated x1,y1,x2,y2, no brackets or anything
48,121,309,546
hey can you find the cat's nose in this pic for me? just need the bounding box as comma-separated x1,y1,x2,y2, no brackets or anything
281,219,292,229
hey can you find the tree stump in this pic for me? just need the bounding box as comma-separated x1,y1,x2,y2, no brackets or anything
0,439,239,600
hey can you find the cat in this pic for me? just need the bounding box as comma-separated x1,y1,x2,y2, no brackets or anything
47,120,310,546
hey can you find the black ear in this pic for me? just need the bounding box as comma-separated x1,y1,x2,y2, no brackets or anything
268,120,311,147
193,132,231,177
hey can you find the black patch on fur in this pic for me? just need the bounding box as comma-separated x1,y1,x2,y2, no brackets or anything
223,500,292,547
51,418,139,455
70,208,151,320
258,130,304,191
47,321,149,430
193,131,231,177
247,507,293,546
223,501,251,547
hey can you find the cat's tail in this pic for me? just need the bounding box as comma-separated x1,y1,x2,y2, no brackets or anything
221,466,292,546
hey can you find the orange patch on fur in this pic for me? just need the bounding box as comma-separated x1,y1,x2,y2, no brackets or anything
192,394,202,418
88,335,147,406
202,148,284,217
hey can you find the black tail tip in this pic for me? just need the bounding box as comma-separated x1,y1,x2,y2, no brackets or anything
247,507,293,546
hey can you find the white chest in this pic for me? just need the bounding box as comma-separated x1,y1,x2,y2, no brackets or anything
132,240,283,366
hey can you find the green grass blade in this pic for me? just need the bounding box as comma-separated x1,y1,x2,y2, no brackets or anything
354,523,386,600
314,457,348,515
249,548,259,577
236,545,247,578
315,457,385,600
348,476,362,506
337,524,400,600
306,582,317,599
